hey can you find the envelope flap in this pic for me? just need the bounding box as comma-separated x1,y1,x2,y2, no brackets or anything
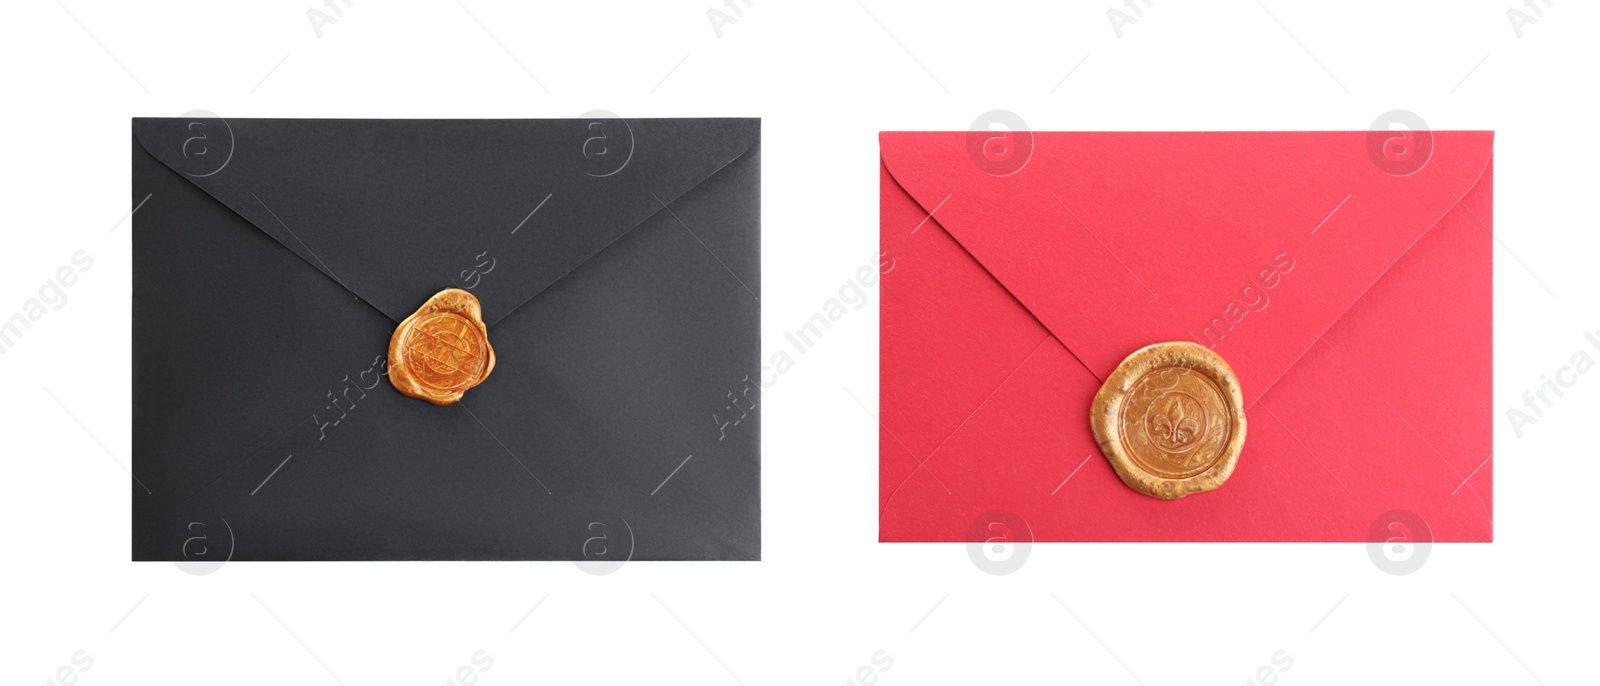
879,130,1493,398
134,117,758,323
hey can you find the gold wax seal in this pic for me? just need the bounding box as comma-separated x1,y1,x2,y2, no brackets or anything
388,288,496,406
1090,341,1246,500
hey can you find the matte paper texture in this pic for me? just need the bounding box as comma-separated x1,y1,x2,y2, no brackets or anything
133,117,760,560
879,131,1492,542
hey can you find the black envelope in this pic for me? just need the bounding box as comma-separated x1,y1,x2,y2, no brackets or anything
132,117,760,561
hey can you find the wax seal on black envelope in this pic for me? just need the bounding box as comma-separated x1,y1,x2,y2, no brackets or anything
1091,342,1247,500
388,288,496,406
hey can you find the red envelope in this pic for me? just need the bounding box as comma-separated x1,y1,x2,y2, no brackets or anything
879,130,1493,542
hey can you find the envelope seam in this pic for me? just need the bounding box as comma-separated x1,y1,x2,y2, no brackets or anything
489,138,759,326
130,132,395,322
131,121,760,328
1248,152,1495,406
878,150,1104,381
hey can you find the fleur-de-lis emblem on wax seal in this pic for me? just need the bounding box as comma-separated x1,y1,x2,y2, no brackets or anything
1148,395,1202,450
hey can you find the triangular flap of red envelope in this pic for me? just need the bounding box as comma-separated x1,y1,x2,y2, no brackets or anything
878,131,1494,400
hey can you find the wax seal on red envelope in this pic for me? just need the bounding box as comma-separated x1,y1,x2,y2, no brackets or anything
1091,342,1247,500
388,288,496,406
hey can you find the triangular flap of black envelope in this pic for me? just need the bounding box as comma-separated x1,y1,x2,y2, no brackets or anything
132,117,759,323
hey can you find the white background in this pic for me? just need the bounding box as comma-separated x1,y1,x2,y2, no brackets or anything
1,0,1593,683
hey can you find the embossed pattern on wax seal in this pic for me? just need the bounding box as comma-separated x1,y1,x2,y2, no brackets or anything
1090,341,1246,500
388,288,496,406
